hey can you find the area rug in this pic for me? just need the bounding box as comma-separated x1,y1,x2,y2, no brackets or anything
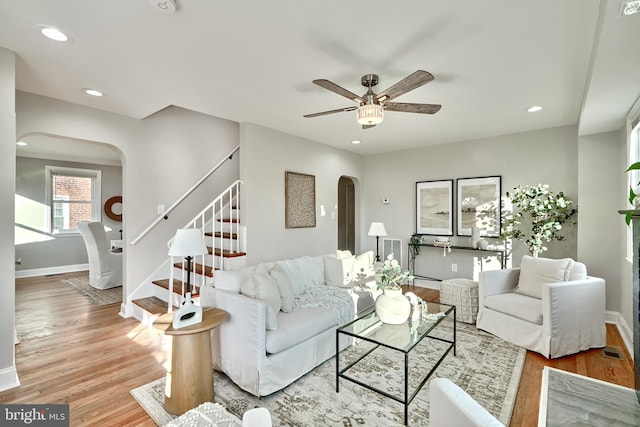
61,275,122,305
131,322,525,426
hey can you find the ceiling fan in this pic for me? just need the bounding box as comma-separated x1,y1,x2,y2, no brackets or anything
304,70,441,129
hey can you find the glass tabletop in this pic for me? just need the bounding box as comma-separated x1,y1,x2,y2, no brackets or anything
338,301,455,352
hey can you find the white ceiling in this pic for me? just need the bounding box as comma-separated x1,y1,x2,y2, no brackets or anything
2,0,639,161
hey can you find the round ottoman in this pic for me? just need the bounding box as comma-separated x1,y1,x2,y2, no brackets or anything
439,278,479,324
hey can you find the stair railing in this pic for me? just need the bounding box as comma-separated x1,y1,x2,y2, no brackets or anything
168,180,243,312
130,145,240,246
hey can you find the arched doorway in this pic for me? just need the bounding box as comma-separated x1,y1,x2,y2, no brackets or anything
337,176,355,253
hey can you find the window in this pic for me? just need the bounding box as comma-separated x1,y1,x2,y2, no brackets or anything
626,98,640,258
45,166,102,235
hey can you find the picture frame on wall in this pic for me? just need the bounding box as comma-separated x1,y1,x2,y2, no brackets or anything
456,176,501,237
416,179,454,236
285,171,316,228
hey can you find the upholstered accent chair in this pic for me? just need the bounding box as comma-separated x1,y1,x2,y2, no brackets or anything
476,256,606,358
77,221,123,290
429,378,504,426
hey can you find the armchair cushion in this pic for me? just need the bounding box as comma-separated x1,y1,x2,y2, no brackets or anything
515,256,574,299
483,292,543,324
429,378,504,427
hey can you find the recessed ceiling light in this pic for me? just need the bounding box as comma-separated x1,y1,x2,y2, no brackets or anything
40,26,68,42
351,140,361,144
526,105,543,113
83,88,103,97
16,141,27,146
620,0,640,16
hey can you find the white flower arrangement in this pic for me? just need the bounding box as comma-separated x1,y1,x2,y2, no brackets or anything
376,254,414,291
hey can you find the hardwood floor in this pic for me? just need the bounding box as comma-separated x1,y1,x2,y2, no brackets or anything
1,274,634,426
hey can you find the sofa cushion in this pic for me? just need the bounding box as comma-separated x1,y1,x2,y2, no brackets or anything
300,255,325,288
483,292,543,324
269,264,295,312
265,307,336,354
252,267,281,331
569,262,588,280
336,249,353,259
324,255,355,287
515,256,574,299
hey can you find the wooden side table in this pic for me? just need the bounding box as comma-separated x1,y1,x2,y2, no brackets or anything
153,307,227,415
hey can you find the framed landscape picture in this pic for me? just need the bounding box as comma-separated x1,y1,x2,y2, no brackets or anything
285,171,316,228
456,176,501,236
416,180,454,236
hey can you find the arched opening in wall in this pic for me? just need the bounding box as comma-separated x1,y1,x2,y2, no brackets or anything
15,133,124,294
338,176,355,253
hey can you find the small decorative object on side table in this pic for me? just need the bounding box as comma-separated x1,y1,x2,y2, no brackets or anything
153,308,227,415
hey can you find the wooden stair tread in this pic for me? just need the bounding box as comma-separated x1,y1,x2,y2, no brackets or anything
152,278,200,297
205,231,238,240
173,262,215,277
133,296,174,315
207,247,247,258
217,218,240,223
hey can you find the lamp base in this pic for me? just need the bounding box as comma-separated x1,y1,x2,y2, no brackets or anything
172,292,203,329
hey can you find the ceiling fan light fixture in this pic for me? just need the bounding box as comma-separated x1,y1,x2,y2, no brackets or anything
357,104,383,125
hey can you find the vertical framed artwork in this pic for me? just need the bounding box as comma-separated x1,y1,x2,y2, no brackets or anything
456,176,501,236
285,171,316,228
416,180,454,236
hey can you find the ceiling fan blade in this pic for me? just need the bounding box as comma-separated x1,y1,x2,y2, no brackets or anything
384,102,441,114
375,70,434,102
313,79,366,104
303,106,357,118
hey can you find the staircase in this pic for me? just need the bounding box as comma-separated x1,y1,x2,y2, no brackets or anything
130,180,246,323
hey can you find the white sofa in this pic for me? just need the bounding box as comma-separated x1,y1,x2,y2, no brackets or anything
476,256,606,359
200,251,380,396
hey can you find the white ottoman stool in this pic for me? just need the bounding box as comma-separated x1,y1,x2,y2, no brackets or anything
439,278,479,324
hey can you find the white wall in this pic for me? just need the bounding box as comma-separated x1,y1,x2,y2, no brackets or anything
577,130,625,318
15,92,239,311
239,122,363,264
362,125,580,280
0,48,18,391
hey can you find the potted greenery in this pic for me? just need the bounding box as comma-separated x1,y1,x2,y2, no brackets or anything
408,233,423,272
625,162,640,224
501,184,577,257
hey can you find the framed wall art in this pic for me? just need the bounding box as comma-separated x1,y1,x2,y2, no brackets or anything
456,176,501,237
285,171,316,228
416,180,454,236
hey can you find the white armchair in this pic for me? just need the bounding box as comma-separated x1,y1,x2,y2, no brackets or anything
77,221,123,290
429,378,504,427
476,256,606,358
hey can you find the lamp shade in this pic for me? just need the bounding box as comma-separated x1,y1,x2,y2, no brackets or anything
368,222,387,237
357,104,384,125
168,228,209,257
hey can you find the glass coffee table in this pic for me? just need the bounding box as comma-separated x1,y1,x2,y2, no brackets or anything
336,301,456,426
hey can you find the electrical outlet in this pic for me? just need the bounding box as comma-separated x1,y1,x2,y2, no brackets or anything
451,263,457,272
15,258,22,265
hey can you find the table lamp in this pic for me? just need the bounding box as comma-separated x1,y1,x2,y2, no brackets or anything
168,228,209,329
368,222,387,262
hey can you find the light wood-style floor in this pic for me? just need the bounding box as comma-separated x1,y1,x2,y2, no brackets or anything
1,273,635,426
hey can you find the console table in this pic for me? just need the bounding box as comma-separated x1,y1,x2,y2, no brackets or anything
409,243,506,281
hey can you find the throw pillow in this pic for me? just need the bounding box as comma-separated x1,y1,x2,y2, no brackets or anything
515,255,575,299
323,255,355,287
352,251,375,281
300,255,325,288
252,268,281,331
336,249,353,259
214,268,251,293
569,262,588,281
279,259,306,295
270,264,295,312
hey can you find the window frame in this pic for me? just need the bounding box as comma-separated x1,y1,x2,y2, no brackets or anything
626,97,640,259
45,165,102,236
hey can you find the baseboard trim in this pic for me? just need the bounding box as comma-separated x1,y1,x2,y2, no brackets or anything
0,366,20,392
15,264,89,278
606,310,634,361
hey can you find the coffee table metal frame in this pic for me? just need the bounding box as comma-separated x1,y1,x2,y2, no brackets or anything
336,302,456,426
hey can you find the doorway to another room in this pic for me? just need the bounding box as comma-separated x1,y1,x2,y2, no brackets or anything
337,176,355,254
